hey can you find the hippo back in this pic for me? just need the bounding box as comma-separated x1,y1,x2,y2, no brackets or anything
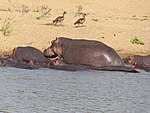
11,46,49,63
133,55,150,65
61,38,124,67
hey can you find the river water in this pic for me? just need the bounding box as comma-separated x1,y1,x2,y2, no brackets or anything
0,67,149,113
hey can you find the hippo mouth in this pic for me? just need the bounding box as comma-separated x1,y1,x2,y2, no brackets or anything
44,53,58,58
43,47,58,58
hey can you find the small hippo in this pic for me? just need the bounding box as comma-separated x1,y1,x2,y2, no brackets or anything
0,50,74,70
134,62,150,72
44,37,138,72
124,55,150,72
11,46,60,67
0,54,87,71
0,57,34,69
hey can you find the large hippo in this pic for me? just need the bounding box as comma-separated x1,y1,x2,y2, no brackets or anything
123,55,150,72
44,37,138,72
44,37,124,66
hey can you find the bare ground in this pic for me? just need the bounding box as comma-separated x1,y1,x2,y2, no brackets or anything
0,0,150,58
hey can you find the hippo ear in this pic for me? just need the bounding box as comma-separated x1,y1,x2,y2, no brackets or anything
51,37,57,44
129,56,134,60
54,37,58,41
51,37,58,43
12,47,16,53
51,40,54,44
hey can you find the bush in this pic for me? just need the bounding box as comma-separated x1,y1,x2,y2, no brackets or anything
130,36,144,45
32,7,40,13
0,18,14,36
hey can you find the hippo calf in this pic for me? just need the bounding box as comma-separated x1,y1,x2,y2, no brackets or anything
0,46,84,71
0,56,35,69
11,46,60,67
0,50,87,71
44,37,138,72
124,55,150,72
0,46,61,69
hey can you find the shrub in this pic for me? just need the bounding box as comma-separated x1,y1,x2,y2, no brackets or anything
32,7,40,13
130,36,144,45
0,18,15,36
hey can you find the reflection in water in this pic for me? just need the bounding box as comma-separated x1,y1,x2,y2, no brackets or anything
0,67,149,113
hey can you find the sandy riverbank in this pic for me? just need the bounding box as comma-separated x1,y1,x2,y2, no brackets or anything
0,0,150,58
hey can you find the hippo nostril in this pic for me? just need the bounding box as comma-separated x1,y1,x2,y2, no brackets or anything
43,48,58,58
44,52,58,58
133,62,137,66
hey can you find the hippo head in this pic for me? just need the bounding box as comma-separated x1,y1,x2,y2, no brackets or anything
44,37,63,58
126,56,135,64
44,46,56,58
125,56,138,68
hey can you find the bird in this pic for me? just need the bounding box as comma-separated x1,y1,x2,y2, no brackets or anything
53,11,67,25
74,13,87,27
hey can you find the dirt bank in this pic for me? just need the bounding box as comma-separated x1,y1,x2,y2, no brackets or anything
0,0,150,58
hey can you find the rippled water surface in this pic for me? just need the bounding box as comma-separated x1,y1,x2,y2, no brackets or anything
0,67,150,113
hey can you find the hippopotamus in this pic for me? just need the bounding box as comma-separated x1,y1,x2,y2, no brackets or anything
0,46,61,69
11,46,60,67
44,37,138,72
0,56,34,69
123,55,150,72
0,46,87,71
0,54,88,71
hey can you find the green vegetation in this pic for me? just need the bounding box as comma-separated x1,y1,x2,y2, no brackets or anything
0,8,11,12
130,36,144,45
0,18,14,36
32,7,40,13
92,18,98,21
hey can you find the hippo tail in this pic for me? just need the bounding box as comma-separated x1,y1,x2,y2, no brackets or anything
89,66,139,73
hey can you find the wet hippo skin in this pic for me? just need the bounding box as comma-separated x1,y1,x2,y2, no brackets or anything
124,55,150,72
0,46,89,71
44,37,138,72
12,46,51,63
44,37,124,67
0,59,34,69
11,46,61,67
0,46,61,69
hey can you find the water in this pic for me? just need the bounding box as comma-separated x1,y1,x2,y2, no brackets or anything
0,67,149,113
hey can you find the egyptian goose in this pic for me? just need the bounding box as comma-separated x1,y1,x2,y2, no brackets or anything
53,11,67,25
74,13,87,27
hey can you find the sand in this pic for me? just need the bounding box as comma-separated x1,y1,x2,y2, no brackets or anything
0,0,150,58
